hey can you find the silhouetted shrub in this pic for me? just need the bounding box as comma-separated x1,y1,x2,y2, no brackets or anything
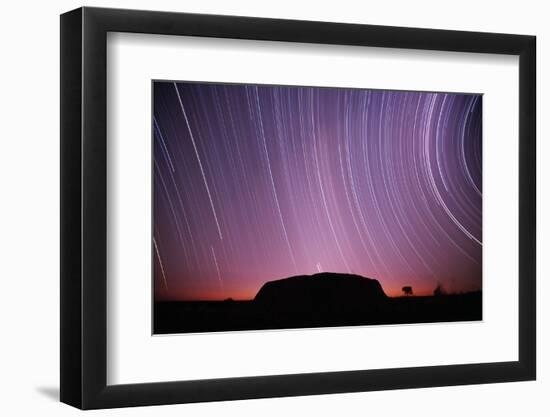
402,286,413,296
433,284,446,296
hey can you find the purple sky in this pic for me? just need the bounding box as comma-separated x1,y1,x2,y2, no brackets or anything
153,81,482,300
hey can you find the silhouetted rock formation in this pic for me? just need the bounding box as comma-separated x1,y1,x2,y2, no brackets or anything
254,272,387,312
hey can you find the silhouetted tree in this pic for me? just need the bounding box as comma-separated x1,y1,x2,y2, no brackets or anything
433,284,445,296
402,286,413,296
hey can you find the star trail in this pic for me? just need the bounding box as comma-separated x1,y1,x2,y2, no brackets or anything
153,81,482,301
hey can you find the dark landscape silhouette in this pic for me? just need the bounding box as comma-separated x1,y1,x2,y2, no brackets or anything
154,272,481,334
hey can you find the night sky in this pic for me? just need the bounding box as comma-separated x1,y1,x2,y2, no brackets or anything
153,81,482,301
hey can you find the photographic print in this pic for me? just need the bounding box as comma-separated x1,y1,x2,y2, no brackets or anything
153,81,482,334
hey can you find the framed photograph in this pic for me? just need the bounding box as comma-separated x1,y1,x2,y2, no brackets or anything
60,6,536,409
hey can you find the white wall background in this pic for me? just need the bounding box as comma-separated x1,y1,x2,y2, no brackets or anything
0,0,545,415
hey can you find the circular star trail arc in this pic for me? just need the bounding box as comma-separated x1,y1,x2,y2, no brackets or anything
153,82,482,300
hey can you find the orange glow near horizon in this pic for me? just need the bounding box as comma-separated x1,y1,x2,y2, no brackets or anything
155,274,480,302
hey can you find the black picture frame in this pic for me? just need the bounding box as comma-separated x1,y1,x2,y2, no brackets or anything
60,6,536,410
